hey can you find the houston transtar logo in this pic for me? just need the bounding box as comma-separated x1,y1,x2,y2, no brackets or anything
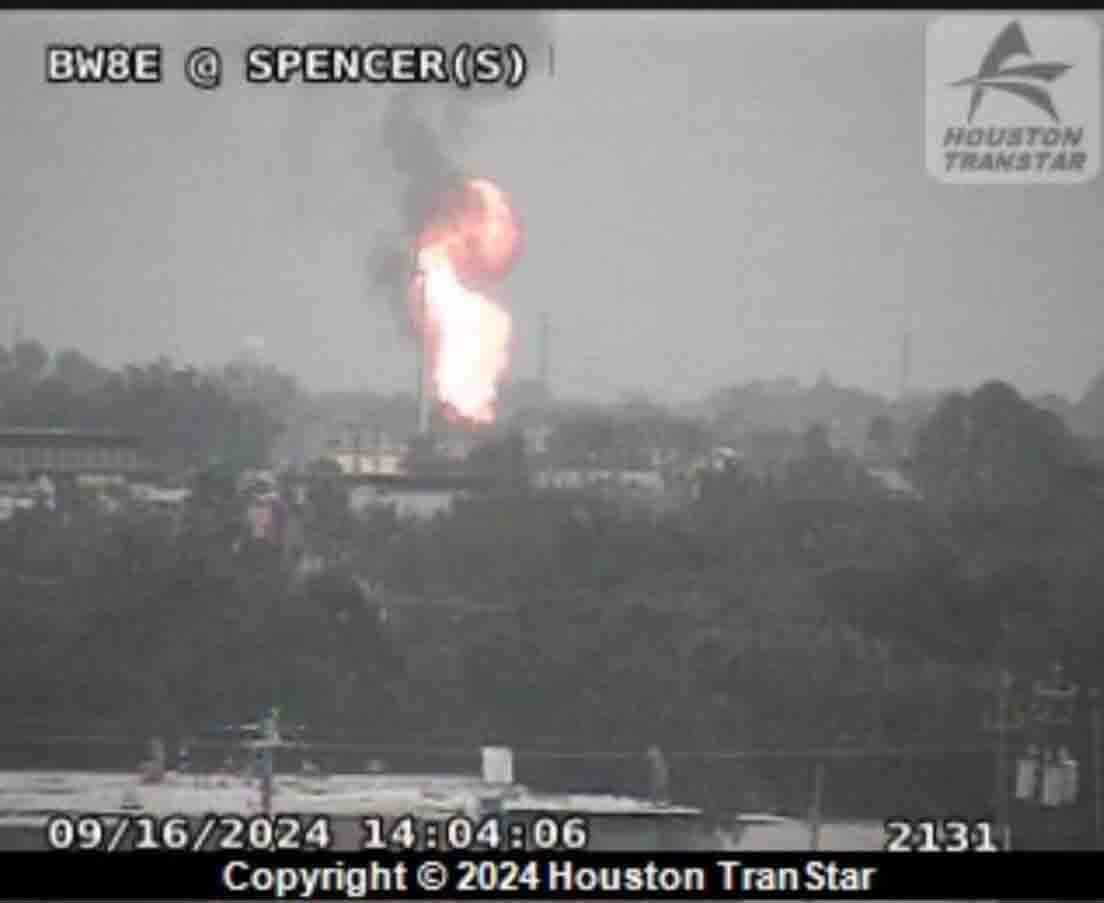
926,15,1099,183
950,21,1071,124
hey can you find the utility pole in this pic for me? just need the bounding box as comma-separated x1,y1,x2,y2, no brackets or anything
253,707,281,815
993,606,1012,849
995,669,1013,849
1023,662,1078,848
808,762,826,851
1091,688,1102,850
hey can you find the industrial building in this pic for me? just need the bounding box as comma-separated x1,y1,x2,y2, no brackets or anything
0,428,154,484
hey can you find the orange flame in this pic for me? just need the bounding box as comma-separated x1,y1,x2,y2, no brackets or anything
412,178,523,427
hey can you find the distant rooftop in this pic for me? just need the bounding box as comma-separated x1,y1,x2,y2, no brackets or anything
289,472,494,491
0,428,141,447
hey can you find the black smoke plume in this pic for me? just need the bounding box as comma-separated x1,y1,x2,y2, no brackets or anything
368,13,553,339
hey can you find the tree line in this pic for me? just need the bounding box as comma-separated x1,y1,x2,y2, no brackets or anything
2,342,1103,815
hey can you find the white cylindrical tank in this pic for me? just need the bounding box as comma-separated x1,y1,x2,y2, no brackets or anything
1040,751,1065,807
482,746,514,785
1014,746,1039,802
1059,748,1078,804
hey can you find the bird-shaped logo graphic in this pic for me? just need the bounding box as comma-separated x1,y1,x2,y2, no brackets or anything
950,21,1072,123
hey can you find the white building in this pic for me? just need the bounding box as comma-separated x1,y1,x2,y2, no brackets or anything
349,485,456,520
339,474,493,521
324,427,405,476
533,466,665,493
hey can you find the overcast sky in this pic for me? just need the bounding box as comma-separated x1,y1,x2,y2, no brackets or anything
1,12,1101,403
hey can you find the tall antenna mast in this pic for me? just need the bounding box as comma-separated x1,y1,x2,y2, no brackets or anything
898,331,911,399
539,312,550,395
417,338,430,435
411,253,431,436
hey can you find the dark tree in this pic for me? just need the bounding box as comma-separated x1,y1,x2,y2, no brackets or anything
52,349,111,394
868,412,895,446
914,381,1083,510
12,340,49,382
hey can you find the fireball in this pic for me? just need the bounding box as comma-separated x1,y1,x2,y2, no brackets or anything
412,177,523,426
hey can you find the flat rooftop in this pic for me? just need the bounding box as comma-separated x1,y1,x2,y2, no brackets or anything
0,770,701,823
0,771,894,852
0,428,142,447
